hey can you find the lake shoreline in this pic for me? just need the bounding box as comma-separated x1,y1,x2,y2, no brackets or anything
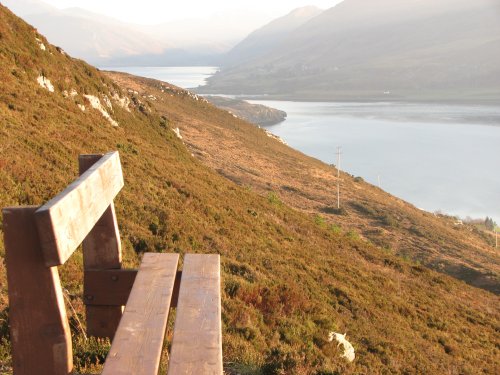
194,90,500,107
102,66,500,223
247,99,500,223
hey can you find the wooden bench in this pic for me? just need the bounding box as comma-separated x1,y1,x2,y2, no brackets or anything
3,151,223,375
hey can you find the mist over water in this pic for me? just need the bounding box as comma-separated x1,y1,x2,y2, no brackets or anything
102,66,218,89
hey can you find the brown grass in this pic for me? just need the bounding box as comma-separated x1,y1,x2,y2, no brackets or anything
0,5,499,374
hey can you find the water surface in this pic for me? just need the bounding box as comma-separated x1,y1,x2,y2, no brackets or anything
101,66,218,89
250,100,500,222
99,67,500,222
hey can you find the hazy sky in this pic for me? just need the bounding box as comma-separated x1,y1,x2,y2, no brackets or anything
41,0,343,25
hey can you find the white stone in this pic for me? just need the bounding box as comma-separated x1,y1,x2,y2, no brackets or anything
264,129,287,145
36,75,54,92
328,332,355,362
112,93,131,112
35,37,46,51
103,95,113,110
173,127,182,139
83,94,118,126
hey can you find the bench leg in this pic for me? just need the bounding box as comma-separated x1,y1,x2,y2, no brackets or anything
3,207,72,375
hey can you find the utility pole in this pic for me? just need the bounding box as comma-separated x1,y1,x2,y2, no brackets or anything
377,174,381,189
336,146,342,209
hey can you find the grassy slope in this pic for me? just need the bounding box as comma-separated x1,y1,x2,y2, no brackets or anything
108,72,499,295
0,6,499,374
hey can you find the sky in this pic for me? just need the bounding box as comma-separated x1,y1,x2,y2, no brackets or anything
41,0,343,25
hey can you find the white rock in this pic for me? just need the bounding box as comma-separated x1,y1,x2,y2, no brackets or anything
83,94,118,126
173,127,182,139
264,129,287,145
35,37,46,51
77,104,86,112
112,93,131,112
36,75,54,92
328,332,355,362
102,95,113,110
62,89,78,99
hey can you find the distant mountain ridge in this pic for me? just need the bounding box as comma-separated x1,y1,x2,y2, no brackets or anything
2,0,166,63
223,6,323,68
1,0,277,66
0,4,499,373
201,0,500,102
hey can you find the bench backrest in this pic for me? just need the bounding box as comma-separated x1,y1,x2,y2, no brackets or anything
3,152,124,375
36,151,123,266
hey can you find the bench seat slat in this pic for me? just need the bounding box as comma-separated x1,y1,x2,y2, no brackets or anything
167,254,223,374
102,253,179,375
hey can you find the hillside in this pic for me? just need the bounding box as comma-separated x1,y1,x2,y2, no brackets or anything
205,96,287,126
222,6,323,69
109,71,500,296
1,0,259,67
0,5,499,374
2,0,166,65
200,0,500,102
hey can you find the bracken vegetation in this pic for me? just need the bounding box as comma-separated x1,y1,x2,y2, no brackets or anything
0,5,499,374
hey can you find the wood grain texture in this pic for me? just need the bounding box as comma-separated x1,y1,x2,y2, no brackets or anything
79,153,122,269
102,253,179,375
3,207,73,375
84,269,137,306
79,154,124,338
86,306,125,339
34,151,124,266
168,254,223,375
82,204,122,269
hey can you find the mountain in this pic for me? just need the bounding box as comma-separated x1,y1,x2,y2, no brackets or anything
2,0,166,64
0,0,53,16
1,0,267,66
113,10,283,67
0,5,499,373
201,0,500,102
222,6,323,68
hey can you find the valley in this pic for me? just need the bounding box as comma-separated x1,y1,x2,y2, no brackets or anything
0,2,499,374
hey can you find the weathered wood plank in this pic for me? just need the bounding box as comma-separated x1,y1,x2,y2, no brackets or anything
84,269,137,306
79,154,123,338
79,154,122,269
34,151,124,266
168,254,223,375
102,253,179,375
86,306,125,339
3,206,73,375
